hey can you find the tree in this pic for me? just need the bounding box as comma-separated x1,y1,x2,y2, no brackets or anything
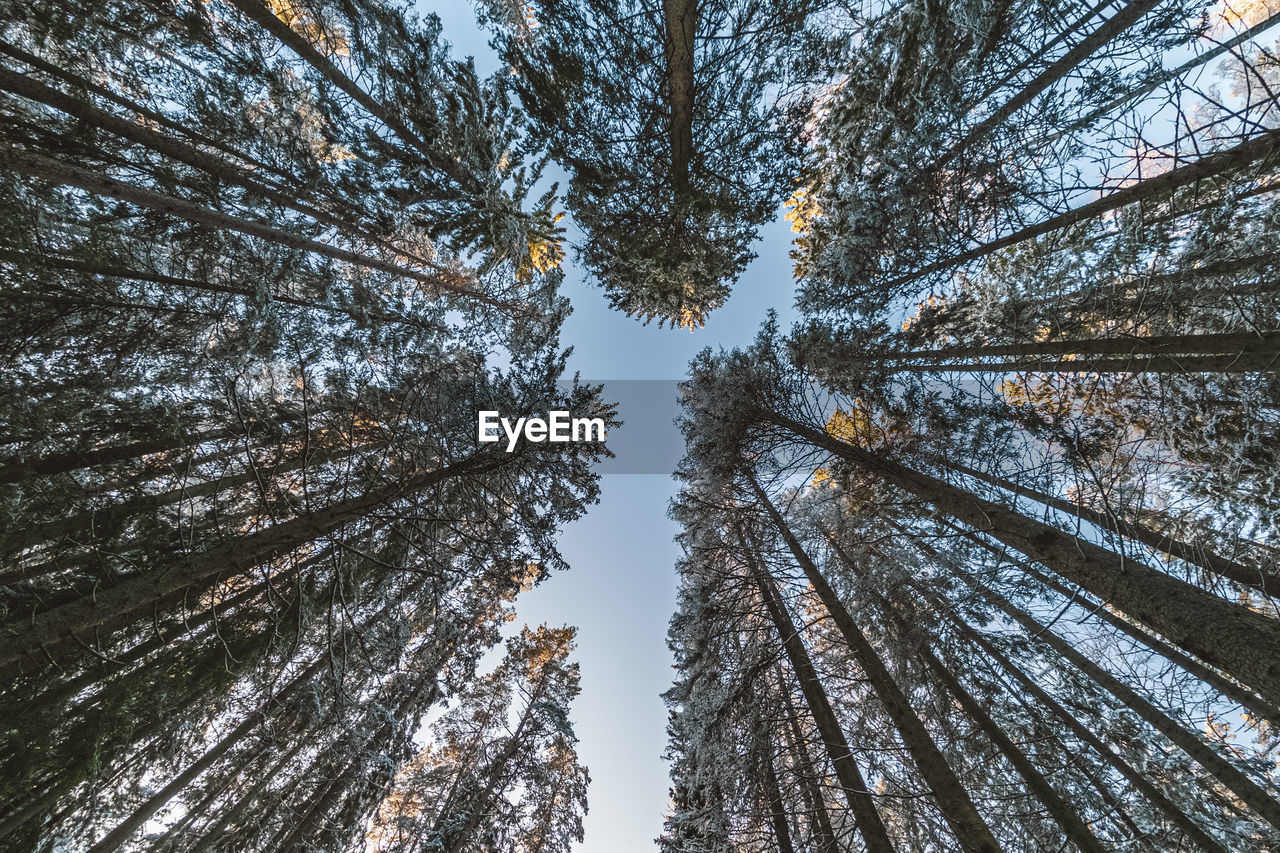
0,1,613,848
486,0,833,327
662,323,1280,850
368,624,589,853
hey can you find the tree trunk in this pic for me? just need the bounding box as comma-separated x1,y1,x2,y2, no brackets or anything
893,351,1280,373
0,39,293,184
85,645,338,853
663,0,696,200
762,741,798,853
0,248,430,328
1040,9,1280,150
949,610,1230,853
889,126,1280,290
749,480,1002,853
947,522,1280,724
932,457,1280,596
221,0,475,191
438,673,549,853
0,66,451,278
776,671,840,853
737,531,897,853
2,147,506,310
951,561,1280,834
758,409,1280,709
882,331,1280,363
918,645,1108,853
937,0,1163,167
182,738,307,853
3,442,369,555
0,451,508,677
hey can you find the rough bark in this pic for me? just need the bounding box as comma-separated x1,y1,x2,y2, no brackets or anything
749,480,1002,853
2,147,507,310
663,0,697,200
758,409,1280,710
738,532,897,853
0,452,508,677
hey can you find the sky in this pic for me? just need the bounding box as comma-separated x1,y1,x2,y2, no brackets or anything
423,2,801,847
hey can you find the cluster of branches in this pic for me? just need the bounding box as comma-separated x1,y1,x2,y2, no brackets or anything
480,0,838,327
792,0,1280,327
0,0,606,849
661,320,1280,851
664,0,1280,839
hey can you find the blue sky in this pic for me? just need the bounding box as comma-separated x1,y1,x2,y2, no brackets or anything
517,216,800,850
427,1,801,845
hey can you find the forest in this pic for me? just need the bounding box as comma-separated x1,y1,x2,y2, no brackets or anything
1,0,1278,850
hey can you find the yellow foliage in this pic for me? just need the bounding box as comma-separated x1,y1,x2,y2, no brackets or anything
1216,0,1280,28
518,213,567,279
784,184,821,235
521,624,575,679
812,403,883,487
267,0,350,56
900,294,949,334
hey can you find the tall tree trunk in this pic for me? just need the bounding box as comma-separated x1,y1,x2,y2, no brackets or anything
276,676,441,853
79,566,422,853
931,457,1280,596
762,741,798,853
748,480,1002,853
84,660,321,853
0,249,430,328
3,548,318,725
220,0,476,191
949,608,1231,853
945,522,1280,724
437,673,550,853
917,645,1108,853
892,351,1280,373
937,0,1163,167
2,147,507,310
736,530,897,853
1040,10,1280,150
3,442,370,555
0,66,453,278
816,522,1115,851
0,39,294,184
663,0,696,200
757,409,1280,709
776,670,840,853
0,424,233,486
881,331,1280,363
887,126,1280,290
941,554,1280,834
0,451,508,677
181,738,308,853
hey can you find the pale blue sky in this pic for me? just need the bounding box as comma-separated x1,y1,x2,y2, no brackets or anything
516,216,800,850
428,1,801,846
